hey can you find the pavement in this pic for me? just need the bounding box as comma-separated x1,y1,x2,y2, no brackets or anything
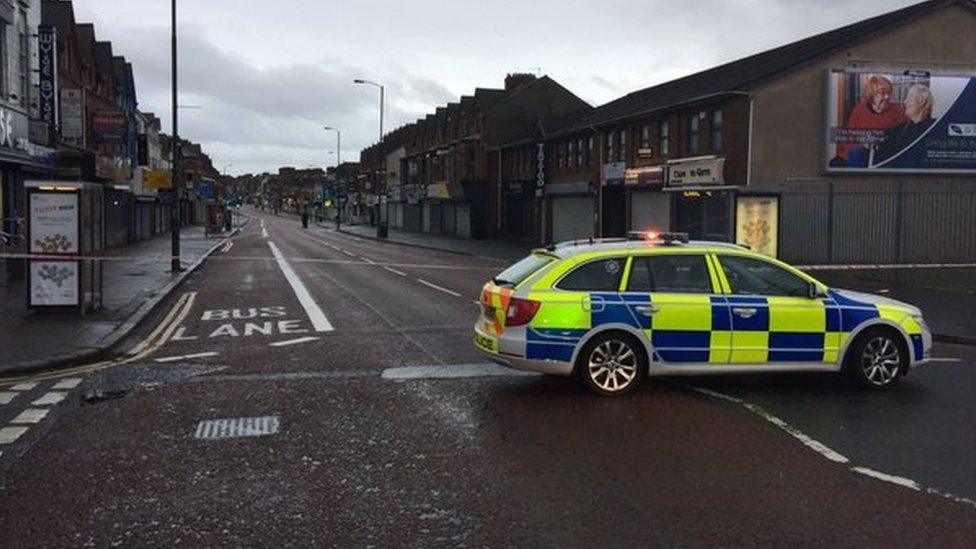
1,208,975,545
0,224,239,375
334,222,976,344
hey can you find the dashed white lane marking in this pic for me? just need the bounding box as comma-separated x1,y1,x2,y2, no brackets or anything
11,382,37,391
928,358,962,363
0,426,29,445
360,256,376,264
221,241,234,253
384,266,407,277
684,384,976,510
52,378,83,390
852,467,921,491
382,363,538,380
416,278,463,298
155,351,220,363
268,241,334,332
0,392,16,405
341,249,356,257
269,336,320,347
31,392,67,406
11,408,50,425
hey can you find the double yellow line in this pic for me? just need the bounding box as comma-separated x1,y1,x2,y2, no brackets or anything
0,292,197,387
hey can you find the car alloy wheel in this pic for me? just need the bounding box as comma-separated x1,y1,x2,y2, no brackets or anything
588,339,639,393
860,335,902,386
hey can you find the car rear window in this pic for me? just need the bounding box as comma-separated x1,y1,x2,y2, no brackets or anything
493,253,554,287
556,257,626,292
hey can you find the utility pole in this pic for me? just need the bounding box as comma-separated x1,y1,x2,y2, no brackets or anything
170,0,182,272
324,126,341,230
354,79,384,226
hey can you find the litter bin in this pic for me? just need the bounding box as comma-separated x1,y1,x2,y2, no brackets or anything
377,221,388,238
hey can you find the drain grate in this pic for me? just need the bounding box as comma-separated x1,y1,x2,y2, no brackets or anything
194,416,280,440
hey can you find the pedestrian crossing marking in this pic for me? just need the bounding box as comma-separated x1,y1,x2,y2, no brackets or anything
11,408,49,425
32,392,67,406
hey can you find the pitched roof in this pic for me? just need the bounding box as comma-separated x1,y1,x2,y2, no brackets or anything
562,0,975,133
42,0,76,36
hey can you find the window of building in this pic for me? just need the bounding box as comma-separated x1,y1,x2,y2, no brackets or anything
567,140,575,168
618,130,627,162
659,120,669,157
606,133,614,163
711,109,724,152
626,255,713,294
688,112,701,155
17,10,28,106
576,138,584,167
557,258,626,292
587,136,594,167
641,125,651,148
558,142,565,169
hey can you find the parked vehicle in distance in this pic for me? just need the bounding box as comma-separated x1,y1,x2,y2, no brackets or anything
474,232,932,396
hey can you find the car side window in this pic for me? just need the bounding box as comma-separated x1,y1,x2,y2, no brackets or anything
557,257,626,292
626,254,713,294
719,255,810,297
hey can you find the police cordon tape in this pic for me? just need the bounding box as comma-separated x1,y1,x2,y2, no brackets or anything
4,252,976,272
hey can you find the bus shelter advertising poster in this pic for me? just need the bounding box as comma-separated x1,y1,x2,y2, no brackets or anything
29,192,79,254
825,69,976,173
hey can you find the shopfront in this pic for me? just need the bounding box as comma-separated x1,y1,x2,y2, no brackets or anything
548,181,594,243
502,180,536,240
665,155,734,242
625,165,668,233
424,181,471,237
600,161,627,237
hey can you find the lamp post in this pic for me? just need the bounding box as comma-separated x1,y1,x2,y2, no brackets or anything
354,78,384,227
324,126,341,230
170,0,181,272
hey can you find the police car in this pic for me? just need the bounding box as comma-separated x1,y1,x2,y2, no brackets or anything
473,232,931,396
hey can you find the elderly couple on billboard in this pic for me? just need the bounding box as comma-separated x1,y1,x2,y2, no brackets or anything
832,74,936,168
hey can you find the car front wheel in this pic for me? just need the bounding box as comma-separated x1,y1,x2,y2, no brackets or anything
847,328,907,389
577,332,647,397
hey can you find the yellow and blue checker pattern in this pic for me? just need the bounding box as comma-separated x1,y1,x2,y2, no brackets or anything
523,287,919,365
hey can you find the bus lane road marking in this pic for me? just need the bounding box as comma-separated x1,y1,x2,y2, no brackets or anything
268,241,334,332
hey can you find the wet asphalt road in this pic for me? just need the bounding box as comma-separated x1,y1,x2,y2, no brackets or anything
2,208,976,546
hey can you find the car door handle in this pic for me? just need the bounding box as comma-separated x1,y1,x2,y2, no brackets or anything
635,305,659,316
732,307,757,318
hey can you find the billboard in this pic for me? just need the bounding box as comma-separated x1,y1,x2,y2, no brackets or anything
735,195,779,258
825,69,976,173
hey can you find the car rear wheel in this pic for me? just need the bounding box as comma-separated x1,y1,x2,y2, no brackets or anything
576,332,647,397
847,327,907,389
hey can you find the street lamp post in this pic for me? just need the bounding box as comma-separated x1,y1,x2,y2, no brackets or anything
354,78,384,227
324,126,341,230
170,0,182,272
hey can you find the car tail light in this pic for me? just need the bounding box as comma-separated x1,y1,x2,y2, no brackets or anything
505,297,541,327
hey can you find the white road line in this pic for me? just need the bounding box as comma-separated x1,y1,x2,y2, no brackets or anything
684,383,976,511
269,336,320,347
262,227,269,238
341,249,356,257
222,241,234,253
384,266,407,277
52,378,83,390
360,256,376,264
0,426,29,445
32,392,67,406
851,466,921,491
382,363,537,380
11,382,37,391
928,358,962,363
416,278,462,298
267,241,334,332
11,408,50,425
0,392,16,405
154,351,220,363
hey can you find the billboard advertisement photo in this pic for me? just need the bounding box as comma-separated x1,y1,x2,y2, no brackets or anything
825,69,976,173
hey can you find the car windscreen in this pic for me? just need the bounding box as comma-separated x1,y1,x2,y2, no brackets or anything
493,253,554,287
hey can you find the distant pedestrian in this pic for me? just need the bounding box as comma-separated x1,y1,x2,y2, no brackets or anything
301,209,309,229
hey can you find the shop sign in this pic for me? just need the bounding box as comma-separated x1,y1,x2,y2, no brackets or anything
144,170,173,189
38,26,59,128
601,162,626,186
624,166,665,187
60,89,86,144
30,192,79,254
736,195,779,258
826,69,976,173
92,110,127,140
95,155,131,183
0,105,28,150
637,147,654,158
667,156,724,186
536,142,546,189
427,181,451,199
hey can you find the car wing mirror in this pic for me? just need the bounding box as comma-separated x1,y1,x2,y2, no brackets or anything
807,281,827,299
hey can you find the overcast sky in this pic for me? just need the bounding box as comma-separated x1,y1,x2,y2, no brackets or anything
71,0,920,175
